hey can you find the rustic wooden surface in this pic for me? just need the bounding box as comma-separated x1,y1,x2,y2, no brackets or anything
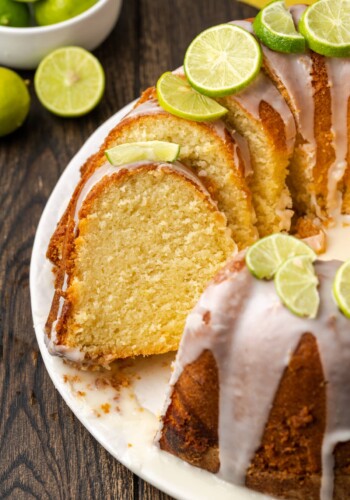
0,1,257,498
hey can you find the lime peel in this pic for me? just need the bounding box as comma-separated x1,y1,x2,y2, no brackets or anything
105,141,181,166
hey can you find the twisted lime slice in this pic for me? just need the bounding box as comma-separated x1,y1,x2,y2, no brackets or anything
184,24,262,97
275,255,320,318
156,72,228,122
333,260,350,318
34,47,105,117
299,0,350,57
253,0,306,54
246,233,316,280
105,141,180,166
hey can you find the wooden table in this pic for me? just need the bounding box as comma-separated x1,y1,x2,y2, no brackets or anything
0,1,256,497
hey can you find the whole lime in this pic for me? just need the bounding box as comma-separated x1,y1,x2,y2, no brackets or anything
0,68,30,137
34,0,97,26
0,0,30,27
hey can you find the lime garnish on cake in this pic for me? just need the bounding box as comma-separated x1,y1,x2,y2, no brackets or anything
333,261,350,318
299,0,350,58
275,255,319,318
106,141,180,165
184,24,262,97
253,0,306,54
156,72,228,121
34,47,105,117
246,233,316,280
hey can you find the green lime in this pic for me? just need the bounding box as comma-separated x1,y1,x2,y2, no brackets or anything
156,72,228,122
106,141,180,166
275,255,319,318
0,0,30,27
253,0,306,54
333,260,350,318
299,0,350,58
34,0,97,26
246,233,316,280
184,24,262,97
0,67,30,137
34,47,105,117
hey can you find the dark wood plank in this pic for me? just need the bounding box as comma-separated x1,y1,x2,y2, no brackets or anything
0,0,256,498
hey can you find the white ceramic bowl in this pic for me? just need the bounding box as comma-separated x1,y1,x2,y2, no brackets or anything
0,0,123,70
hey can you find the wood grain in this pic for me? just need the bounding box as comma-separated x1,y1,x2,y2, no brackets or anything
0,0,256,498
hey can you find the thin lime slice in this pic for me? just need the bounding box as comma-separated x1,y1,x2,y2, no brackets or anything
275,255,319,318
105,141,180,166
253,0,306,54
246,233,316,280
184,24,262,97
299,0,350,58
34,47,105,117
333,260,350,318
156,72,228,122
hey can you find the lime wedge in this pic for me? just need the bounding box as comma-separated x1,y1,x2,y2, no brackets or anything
299,0,350,58
183,24,262,97
253,0,306,54
105,141,180,166
246,233,316,280
333,260,350,318
156,72,228,122
275,255,319,318
34,47,105,117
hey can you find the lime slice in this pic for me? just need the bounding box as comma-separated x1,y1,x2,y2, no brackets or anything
184,24,262,97
333,260,350,318
299,0,350,58
156,72,228,122
246,233,316,280
0,68,30,137
253,0,306,54
0,0,30,27
34,47,105,117
105,141,180,166
275,255,319,318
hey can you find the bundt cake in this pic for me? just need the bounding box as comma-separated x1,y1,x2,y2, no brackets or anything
45,161,235,364
158,253,350,500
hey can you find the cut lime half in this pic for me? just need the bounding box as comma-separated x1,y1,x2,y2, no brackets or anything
106,141,180,166
156,72,228,122
333,260,350,318
34,47,105,117
246,233,316,280
275,255,320,318
184,24,262,97
253,0,306,53
299,0,350,58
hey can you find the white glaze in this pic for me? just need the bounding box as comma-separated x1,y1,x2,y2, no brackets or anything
124,98,165,119
164,257,350,500
325,58,350,216
231,130,253,178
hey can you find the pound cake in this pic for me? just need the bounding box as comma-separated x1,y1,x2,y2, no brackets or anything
45,161,235,364
158,254,350,500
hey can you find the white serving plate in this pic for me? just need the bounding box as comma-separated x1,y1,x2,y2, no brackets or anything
30,101,350,500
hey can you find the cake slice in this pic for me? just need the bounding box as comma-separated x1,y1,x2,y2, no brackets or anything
46,161,235,365
47,88,257,266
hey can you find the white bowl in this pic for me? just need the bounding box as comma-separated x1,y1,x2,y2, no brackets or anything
0,0,123,70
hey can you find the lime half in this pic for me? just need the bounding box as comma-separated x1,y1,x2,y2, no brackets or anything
275,255,320,318
299,0,350,58
246,233,316,280
106,141,180,166
156,72,228,122
333,260,350,318
184,24,262,97
253,0,306,54
34,47,105,117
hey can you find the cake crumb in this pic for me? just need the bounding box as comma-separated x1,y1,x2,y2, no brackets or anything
101,403,111,414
